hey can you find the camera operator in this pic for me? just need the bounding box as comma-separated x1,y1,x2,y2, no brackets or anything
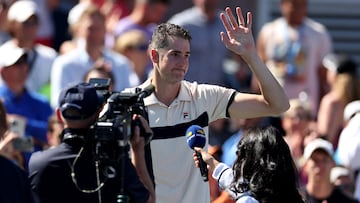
28,82,155,203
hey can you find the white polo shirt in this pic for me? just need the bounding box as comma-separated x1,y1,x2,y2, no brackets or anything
134,80,236,203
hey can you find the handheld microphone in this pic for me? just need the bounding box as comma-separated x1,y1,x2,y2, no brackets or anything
186,125,208,182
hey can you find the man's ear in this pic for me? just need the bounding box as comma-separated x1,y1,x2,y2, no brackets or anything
56,108,64,124
150,49,159,63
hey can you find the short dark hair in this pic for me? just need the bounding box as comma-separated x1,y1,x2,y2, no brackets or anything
149,23,192,50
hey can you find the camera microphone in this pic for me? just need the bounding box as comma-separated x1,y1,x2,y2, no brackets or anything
185,125,208,182
136,84,155,101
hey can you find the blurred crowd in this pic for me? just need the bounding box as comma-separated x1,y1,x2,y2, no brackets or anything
0,0,359,203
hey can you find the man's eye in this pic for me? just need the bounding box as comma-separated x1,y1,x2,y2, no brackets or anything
172,52,179,56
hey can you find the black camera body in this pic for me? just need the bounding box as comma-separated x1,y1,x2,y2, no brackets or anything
89,78,154,162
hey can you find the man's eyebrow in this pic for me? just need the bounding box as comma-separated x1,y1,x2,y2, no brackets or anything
171,50,191,55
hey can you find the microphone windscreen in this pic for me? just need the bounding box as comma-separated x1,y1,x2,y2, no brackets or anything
186,125,206,149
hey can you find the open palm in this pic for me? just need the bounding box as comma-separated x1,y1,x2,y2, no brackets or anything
220,7,256,58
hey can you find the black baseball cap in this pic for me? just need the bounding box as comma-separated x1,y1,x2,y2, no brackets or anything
58,83,104,120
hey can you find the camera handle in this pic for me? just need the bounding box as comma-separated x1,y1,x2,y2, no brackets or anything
116,143,129,203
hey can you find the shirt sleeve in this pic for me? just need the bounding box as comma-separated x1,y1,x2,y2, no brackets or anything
212,163,259,203
197,84,236,122
212,163,237,199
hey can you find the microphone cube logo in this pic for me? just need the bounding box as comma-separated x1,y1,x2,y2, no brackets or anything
186,125,206,149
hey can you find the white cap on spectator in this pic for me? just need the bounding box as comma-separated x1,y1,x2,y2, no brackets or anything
304,138,334,160
67,2,90,26
343,100,360,122
0,43,26,68
7,0,39,23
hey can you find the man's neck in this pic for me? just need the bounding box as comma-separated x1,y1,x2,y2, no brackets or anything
151,77,181,107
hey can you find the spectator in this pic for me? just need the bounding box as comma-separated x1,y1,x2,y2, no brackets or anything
194,126,305,203
124,6,290,203
50,3,135,108
0,43,53,168
45,113,63,149
302,138,359,203
59,1,91,55
281,98,313,169
29,82,155,203
317,53,360,147
0,126,24,167
83,60,115,92
256,0,333,113
114,29,151,84
0,97,25,167
336,100,360,201
0,100,35,203
1,0,57,99
112,0,169,47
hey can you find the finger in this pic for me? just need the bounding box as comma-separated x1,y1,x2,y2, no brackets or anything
225,7,238,29
133,115,148,130
220,13,231,33
247,12,253,29
236,7,245,26
133,125,140,140
220,32,230,47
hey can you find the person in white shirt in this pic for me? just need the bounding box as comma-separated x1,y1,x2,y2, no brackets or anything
1,0,57,98
125,6,290,202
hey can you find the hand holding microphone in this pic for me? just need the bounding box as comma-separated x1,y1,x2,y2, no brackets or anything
186,125,209,182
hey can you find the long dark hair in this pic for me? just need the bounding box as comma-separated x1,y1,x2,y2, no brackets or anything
231,126,305,203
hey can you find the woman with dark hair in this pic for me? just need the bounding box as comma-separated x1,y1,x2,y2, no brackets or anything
193,126,305,203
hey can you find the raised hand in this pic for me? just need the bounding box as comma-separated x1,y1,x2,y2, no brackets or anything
220,7,256,59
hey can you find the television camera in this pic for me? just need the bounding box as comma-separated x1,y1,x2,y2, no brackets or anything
89,78,154,163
